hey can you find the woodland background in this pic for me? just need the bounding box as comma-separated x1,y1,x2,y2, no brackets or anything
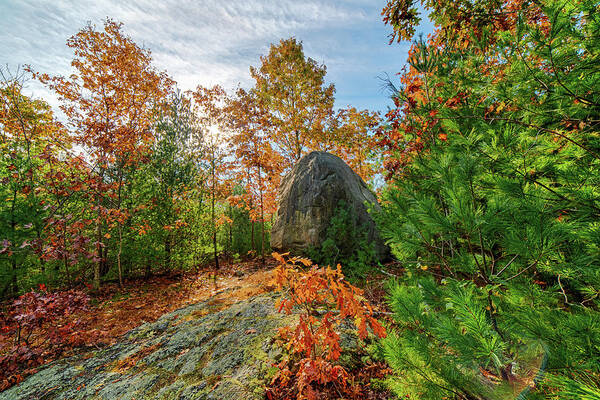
2,0,600,399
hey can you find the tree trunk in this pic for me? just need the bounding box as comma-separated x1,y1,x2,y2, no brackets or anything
11,255,17,296
94,171,103,291
63,223,72,286
35,228,46,275
116,169,124,289
295,130,302,161
212,227,219,269
259,166,265,266
145,256,152,279
251,221,255,253
10,189,18,296
100,246,110,277
246,166,255,254
211,156,219,270
117,222,123,288
228,204,232,253
94,223,101,290
165,234,171,270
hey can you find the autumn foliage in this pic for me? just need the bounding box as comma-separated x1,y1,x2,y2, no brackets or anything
1,18,384,308
0,285,89,391
0,13,391,397
267,252,386,400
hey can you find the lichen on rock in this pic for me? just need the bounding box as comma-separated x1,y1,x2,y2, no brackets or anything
0,294,294,400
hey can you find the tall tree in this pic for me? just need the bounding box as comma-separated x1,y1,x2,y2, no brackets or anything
378,0,600,398
0,69,67,296
315,106,381,182
250,38,336,165
192,85,231,271
34,19,172,289
226,88,282,264
149,90,200,271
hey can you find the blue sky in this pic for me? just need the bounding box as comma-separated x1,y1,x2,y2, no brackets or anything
0,0,434,114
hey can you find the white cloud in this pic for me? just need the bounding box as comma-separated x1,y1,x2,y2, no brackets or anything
0,0,434,113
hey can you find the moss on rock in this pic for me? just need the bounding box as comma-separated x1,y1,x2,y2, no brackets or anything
0,293,290,400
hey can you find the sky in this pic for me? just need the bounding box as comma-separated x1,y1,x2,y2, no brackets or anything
0,0,434,115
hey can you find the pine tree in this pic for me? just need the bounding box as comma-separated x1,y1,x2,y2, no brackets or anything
377,0,600,398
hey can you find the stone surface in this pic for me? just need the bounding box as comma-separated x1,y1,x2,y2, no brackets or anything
0,293,295,400
1,291,367,400
270,151,388,260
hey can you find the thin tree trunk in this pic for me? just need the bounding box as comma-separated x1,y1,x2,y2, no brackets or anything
251,221,255,253
34,227,46,274
94,212,101,290
246,166,255,253
145,256,151,279
63,223,72,286
295,130,302,161
165,234,171,269
116,168,124,289
100,245,109,277
212,226,219,269
228,204,232,253
259,166,265,266
11,255,17,296
117,222,123,288
211,155,219,271
94,169,103,291
10,189,18,296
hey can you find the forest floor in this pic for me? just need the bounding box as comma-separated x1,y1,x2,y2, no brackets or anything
0,257,398,393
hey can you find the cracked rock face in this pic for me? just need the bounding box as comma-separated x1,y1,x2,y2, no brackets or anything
270,151,388,260
0,294,294,400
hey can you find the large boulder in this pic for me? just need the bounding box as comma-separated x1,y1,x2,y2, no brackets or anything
270,151,388,260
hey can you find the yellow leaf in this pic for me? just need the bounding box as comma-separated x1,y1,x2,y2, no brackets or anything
298,258,312,267
272,252,285,263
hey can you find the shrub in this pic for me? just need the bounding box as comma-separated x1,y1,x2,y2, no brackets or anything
267,252,386,399
307,200,377,280
0,285,89,390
